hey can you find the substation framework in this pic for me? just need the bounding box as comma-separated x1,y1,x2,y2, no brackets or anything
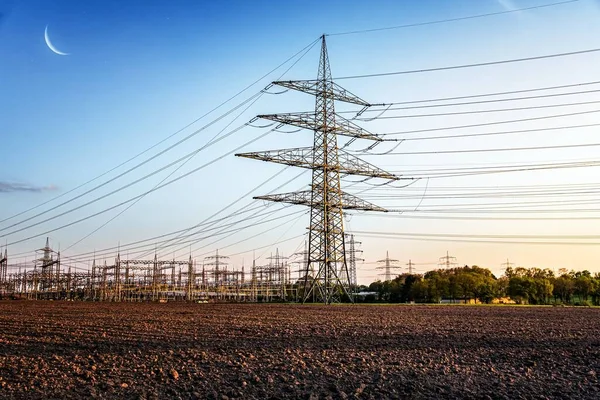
236,35,399,303
0,240,297,302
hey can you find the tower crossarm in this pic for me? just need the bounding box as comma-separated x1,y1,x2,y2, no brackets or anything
272,80,374,107
236,147,399,180
338,150,399,180
254,190,388,212
257,112,383,141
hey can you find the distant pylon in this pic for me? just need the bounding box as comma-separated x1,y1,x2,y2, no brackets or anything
439,251,458,269
236,35,400,303
204,249,229,287
501,258,515,271
376,251,401,281
0,247,7,284
345,234,363,289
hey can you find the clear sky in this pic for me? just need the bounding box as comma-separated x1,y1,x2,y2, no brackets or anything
2,0,600,283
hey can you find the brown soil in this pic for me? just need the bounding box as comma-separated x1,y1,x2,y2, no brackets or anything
0,302,598,399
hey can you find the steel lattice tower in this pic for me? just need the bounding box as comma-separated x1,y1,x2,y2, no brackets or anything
376,251,401,282
0,247,7,286
236,36,399,303
346,234,363,289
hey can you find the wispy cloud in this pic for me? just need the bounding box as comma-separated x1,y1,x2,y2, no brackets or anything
0,182,58,193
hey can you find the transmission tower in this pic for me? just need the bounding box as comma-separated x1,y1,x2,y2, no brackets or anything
407,259,414,275
501,258,515,270
376,251,401,281
346,234,363,289
204,249,229,287
35,237,61,296
291,240,311,283
439,251,458,269
266,248,289,300
0,247,7,286
236,36,399,303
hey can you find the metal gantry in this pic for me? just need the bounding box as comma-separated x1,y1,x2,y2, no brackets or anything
236,35,399,303
2,239,299,302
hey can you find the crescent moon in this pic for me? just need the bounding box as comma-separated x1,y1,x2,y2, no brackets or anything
44,25,70,56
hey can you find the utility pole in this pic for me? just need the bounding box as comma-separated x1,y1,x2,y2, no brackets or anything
376,251,401,281
236,36,400,303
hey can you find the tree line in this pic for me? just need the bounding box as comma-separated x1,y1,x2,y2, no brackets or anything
362,265,600,306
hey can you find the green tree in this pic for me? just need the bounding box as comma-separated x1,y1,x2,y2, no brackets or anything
574,275,593,301
410,279,429,302
553,276,575,304
508,276,532,304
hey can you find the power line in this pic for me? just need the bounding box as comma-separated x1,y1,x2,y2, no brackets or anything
353,233,600,247
0,37,321,227
356,185,600,199
163,172,309,260
4,129,274,247
334,47,600,80
52,205,274,263
0,123,250,239
415,164,600,179
68,207,306,265
362,80,600,107
392,122,600,142
355,230,600,240
219,234,306,259
7,170,308,261
375,197,600,209
369,181,600,191
381,161,600,178
375,88,600,110
33,38,322,255
393,208,600,214
327,0,578,36
378,108,600,136
387,159,600,173
61,169,309,263
63,119,252,252
355,99,600,120
0,101,258,236
359,142,600,156
4,203,269,260
62,204,295,264
142,40,322,257
352,213,600,221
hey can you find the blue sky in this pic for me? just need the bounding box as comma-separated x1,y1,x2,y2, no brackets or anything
2,0,600,282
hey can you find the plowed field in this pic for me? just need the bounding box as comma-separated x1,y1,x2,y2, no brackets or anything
0,302,598,399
